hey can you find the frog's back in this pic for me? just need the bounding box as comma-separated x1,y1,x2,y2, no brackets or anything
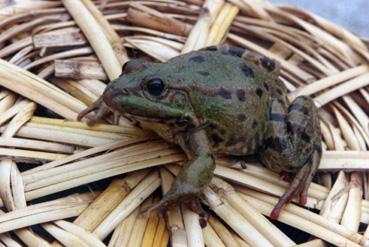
167,50,269,88
164,49,287,156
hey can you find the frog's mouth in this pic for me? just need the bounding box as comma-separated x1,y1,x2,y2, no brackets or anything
103,87,186,124
123,113,171,123
102,83,120,108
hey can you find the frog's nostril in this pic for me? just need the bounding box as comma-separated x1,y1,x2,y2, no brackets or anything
102,85,120,106
104,85,122,98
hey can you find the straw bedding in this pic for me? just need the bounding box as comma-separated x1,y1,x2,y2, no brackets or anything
0,0,369,246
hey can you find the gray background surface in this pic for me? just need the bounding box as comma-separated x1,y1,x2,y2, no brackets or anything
270,0,368,37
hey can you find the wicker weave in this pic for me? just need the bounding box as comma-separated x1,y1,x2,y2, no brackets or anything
0,0,368,246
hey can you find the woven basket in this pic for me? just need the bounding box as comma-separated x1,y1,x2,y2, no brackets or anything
0,0,369,246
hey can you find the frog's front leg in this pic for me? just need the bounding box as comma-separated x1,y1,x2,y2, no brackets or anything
142,128,215,217
261,95,322,219
77,97,111,124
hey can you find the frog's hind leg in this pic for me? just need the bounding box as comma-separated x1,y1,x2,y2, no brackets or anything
261,95,322,219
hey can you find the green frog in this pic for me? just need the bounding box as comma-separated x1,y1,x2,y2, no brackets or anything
78,45,321,219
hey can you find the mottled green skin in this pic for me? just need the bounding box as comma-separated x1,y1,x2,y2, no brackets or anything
100,45,322,216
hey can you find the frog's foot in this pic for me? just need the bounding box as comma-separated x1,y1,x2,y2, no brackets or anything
270,150,320,220
270,164,309,219
141,182,202,214
77,97,110,124
239,160,248,169
141,181,207,226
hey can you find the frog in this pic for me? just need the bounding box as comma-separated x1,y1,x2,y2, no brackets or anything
78,45,322,220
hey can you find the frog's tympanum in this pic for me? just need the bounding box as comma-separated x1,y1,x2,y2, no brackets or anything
78,45,322,220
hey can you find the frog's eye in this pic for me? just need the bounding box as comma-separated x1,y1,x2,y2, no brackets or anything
145,78,166,97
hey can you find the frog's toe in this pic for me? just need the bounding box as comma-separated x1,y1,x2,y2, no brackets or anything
270,165,308,220
298,150,321,205
186,198,208,227
141,190,209,227
77,98,102,121
271,150,321,220
140,198,170,215
140,193,196,216
78,98,111,125
140,181,203,216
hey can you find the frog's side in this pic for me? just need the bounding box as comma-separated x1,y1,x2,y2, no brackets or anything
79,45,321,219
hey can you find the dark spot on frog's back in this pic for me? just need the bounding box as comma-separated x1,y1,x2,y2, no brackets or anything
228,46,244,57
204,46,218,51
197,71,210,76
270,113,286,122
273,138,287,152
208,124,226,136
260,57,276,72
288,103,309,115
207,153,214,159
219,87,232,99
301,131,311,143
226,135,237,146
190,55,205,63
287,123,311,143
276,88,284,95
210,134,223,147
239,63,254,78
221,50,230,56
252,120,258,128
264,137,287,153
237,114,246,121
263,82,269,91
256,88,263,98
208,123,217,129
236,89,245,101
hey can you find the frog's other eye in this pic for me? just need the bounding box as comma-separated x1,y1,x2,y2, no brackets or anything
122,62,128,72
145,78,166,97
122,60,146,74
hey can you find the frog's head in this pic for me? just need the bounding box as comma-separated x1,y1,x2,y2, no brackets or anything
103,59,194,122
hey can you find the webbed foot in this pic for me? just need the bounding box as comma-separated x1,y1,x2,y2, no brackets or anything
141,180,208,227
141,180,200,213
270,150,321,219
